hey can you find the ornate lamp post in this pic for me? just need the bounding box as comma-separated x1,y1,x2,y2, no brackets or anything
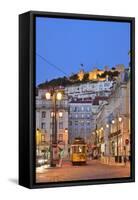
36,128,42,156
106,124,109,128
111,116,122,162
117,116,122,162
45,90,63,167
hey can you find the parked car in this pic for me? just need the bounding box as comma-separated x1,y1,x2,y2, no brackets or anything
36,155,48,167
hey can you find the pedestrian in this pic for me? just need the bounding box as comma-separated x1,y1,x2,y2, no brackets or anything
58,148,64,167
90,150,93,160
68,147,70,159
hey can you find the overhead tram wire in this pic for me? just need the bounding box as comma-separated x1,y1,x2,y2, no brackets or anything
36,53,130,98
36,53,69,78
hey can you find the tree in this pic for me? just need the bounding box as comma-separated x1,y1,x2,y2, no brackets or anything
83,73,89,81
70,73,78,81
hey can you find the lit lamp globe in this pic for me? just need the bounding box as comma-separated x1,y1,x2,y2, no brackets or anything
56,92,62,100
106,124,109,128
118,117,122,122
65,128,68,133
45,92,51,100
59,111,63,118
112,120,115,124
51,111,54,117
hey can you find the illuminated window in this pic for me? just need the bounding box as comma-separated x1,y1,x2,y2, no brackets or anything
59,134,63,141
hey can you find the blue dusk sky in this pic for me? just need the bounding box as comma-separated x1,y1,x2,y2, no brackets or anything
36,17,130,85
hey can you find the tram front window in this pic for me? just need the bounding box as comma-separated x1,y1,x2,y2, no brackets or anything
79,146,82,153
73,146,85,153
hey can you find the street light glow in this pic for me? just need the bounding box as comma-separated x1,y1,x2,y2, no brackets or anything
59,111,63,117
51,111,54,117
65,128,68,133
56,92,62,100
118,117,122,122
101,127,103,131
45,92,51,100
112,120,115,124
106,124,109,128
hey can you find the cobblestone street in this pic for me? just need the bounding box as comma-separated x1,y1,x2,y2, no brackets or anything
36,160,130,183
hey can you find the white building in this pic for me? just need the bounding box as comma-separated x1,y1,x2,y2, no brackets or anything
68,100,94,143
65,80,113,100
36,90,69,158
95,70,130,163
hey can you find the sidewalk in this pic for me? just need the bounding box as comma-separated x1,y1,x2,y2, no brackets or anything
36,159,130,174
36,159,130,183
36,160,72,173
100,156,130,167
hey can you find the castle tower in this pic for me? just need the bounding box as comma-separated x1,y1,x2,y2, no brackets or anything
89,68,98,80
78,69,85,81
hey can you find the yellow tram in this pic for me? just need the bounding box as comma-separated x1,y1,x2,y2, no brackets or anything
70,137,87,165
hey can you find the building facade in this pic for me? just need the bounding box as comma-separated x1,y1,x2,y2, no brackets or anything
94,70,130,163
65,80,113,100
35,66,129,163
36,89,69,158
68,100,94,143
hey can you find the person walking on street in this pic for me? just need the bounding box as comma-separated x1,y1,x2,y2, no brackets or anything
58,148,64,167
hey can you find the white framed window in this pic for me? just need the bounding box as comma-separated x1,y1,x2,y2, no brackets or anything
87,107,90,111
81,106,84,111
41,122,45,129
42,111,46,118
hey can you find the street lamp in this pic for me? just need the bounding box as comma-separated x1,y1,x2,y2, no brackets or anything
65,128,68,133
36,128,42,156
116,116,122,163
45,90,63,167
111,116,122,163
51,111,55,117
59,111,63,118
112,120,115,124
45,92,51,100
56,92,62,100
118,117,122,122
106,124,109,128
